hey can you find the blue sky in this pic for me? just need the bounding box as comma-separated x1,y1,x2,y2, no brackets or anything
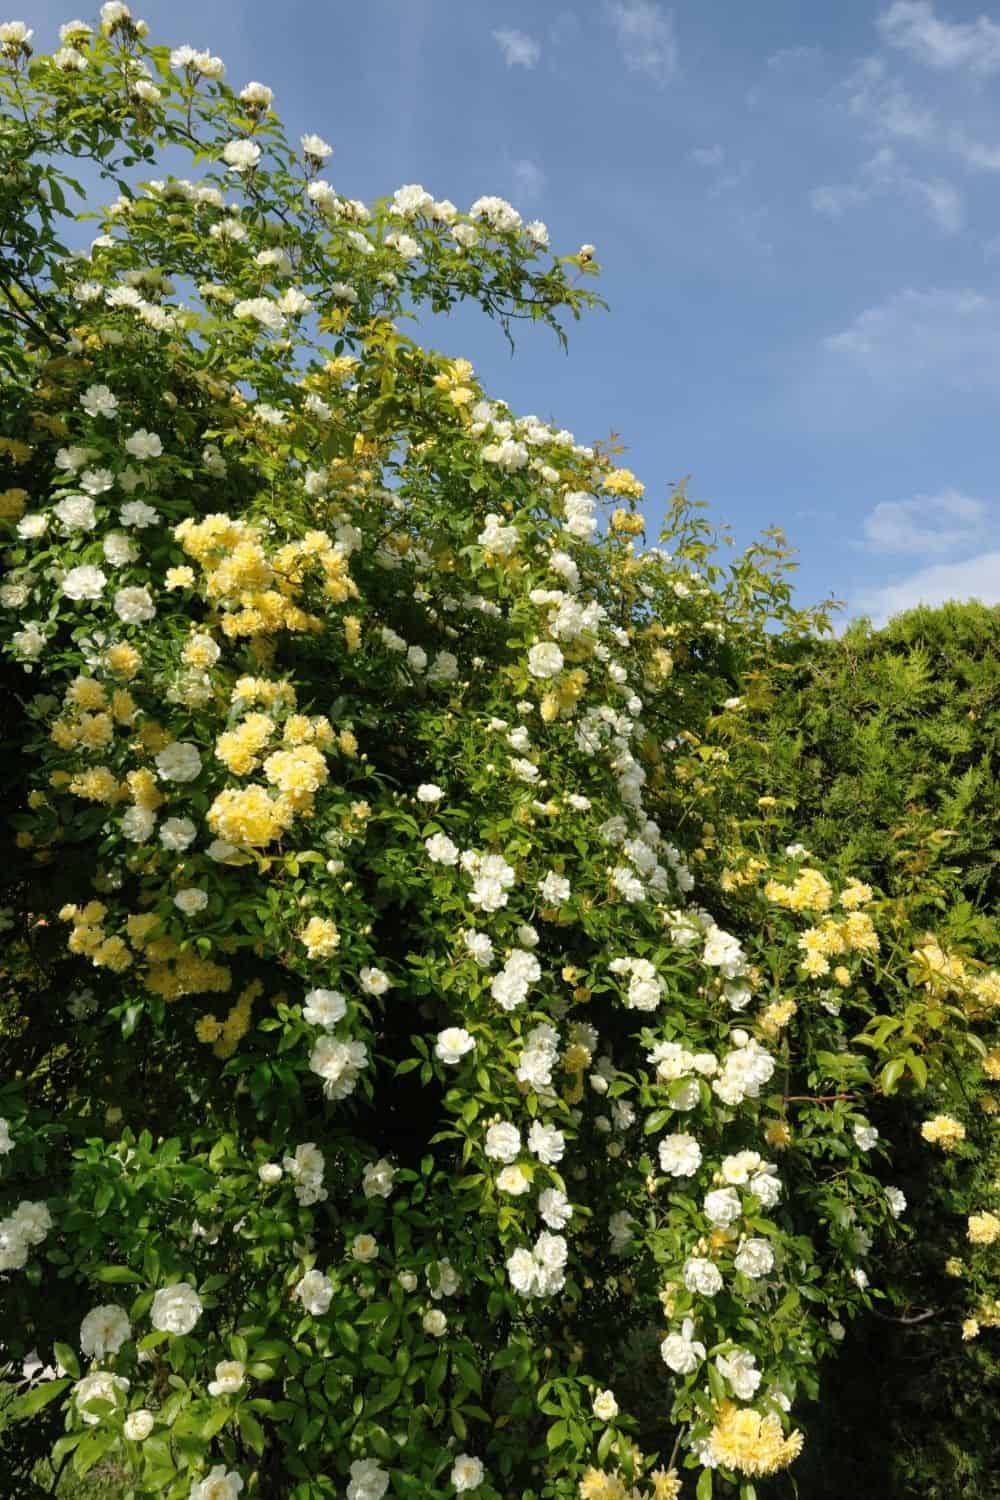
23,0,1000,623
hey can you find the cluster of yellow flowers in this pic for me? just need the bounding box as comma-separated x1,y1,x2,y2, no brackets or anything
540,668,589,724
921,1114,967,1151
432,356,477,409
795,910,879,978
760,997,798,1035
207,702,343,848
173,513,355,639
967,1211,1000,1246
50,675,136,753
911,938,971,993
60,901,131,972
764,868,833,913
299,915,340,959
195,978,264,1058
707,1403,805,1476
602,466,646,499
577,1467,680,1500
609,508,646,536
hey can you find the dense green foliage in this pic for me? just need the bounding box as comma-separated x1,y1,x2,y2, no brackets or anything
708,601,1000,1499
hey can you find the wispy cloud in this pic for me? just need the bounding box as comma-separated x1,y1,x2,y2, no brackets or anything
512,158,545,200
492,27,541,68
606,2,678,82
846,56,936,142
767,44,823,72
862,489,989,553
878,0,1000,74
811,146,963,231
844,49,1000,173
824,286,1000,388
853,548,1000,624
691,144,725,167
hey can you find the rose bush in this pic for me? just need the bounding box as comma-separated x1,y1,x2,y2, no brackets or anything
0,11,997,1500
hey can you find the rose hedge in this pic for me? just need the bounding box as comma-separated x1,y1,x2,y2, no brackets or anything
0,11,997,1500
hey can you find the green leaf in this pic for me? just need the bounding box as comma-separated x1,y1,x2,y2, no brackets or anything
336,1319,359,1353
94,1265,143,1284
697,1468,714,1500
546,1418,568,1450
11,1378,72,1418
74,1428,114,1476
237,1405,266,1455
880,1057,906,1094
906,1051,928,1088
202,1406,231,1439
644,1108,670,1135
53,1343,80,1380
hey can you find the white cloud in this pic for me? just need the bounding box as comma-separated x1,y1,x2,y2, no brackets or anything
846,56,936,142
862,490,989,554
824,286,1000,387
844,54,1000,171
767,44,823,72
854,549,1000,624
512,158,545,199
606,2,678,81
811,146,962,231
492,27,541,68
878,0,1000,74
950,129,1000,170
691,144,724,167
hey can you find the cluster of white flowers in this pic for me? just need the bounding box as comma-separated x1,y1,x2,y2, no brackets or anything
506,1231,568,1297
610,955,664,1011
517,1024,560,1091
461,849,516,912
712,1032,776,1106
490,947,540,1011
0,1199,52,1272
282,1142,327,1206
309,1036,369,1100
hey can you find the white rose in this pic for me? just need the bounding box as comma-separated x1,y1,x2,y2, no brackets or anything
75,1370,129,1425
302,988,347,1028
683,1256,723,1296
258,1162,283,1185
362,1158,396,1199
527,641,564,678
434,1027,475,1065
422,1308,447,1337
484,1122,520,1163
124,1409,155,1441
80,1303,131,1358
223,139,261,171
150,1282,202,1335
155,742,202,782
207,1360,245,1396
658,1133,702,1178
592,1389,618,1421
174,888,208,915
295,1269,333,1315
734,1238,774,1280
451,1454,485,1493
62,565,107,601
